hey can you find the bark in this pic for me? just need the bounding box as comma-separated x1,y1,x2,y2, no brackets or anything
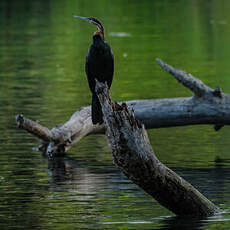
94,79,220,217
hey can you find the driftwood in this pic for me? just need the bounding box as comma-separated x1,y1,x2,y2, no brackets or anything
94,79,220,216
16,59,227,216
16,59,230,155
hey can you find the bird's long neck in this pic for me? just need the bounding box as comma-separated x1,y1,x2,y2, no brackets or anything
94,29,104,40
92,33,105,49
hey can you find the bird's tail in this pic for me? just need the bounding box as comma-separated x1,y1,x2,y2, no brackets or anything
92,93,103,125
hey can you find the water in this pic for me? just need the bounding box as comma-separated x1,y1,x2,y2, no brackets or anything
1,0,230,229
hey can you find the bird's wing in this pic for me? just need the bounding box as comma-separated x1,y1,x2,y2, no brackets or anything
104,46,114,88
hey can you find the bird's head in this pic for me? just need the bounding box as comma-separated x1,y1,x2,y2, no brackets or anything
74,16,104,40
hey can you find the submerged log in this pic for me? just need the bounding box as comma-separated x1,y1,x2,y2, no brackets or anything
95,80,220,216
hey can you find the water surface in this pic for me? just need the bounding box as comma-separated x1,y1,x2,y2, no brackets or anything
1,0,230,229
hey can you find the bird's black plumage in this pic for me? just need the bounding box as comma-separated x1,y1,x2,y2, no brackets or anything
86,34,114,124
75,16,114,124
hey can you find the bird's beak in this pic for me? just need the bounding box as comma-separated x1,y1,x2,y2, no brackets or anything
74,16,100,27
74,16,90,22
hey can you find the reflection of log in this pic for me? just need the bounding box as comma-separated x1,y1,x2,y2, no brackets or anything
95,80,220,217
47,156,105,199
16,59,230,155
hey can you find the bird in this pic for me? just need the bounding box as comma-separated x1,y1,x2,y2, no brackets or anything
74,16,114,125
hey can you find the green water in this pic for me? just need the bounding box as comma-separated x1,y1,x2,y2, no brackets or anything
1,0,230,229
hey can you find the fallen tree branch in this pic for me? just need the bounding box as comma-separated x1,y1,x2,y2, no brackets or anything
15,59,225,216
16,107,104,155
16,59,230,155
95,80,220,216
16,114,53,141
156,58,213,97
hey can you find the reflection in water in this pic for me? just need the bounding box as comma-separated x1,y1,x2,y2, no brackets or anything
1,0,230,229
48,157,106,200
161,216,204,230
109,32,132,37
46,156,230,230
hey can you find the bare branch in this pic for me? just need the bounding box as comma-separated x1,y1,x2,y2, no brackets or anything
16,114,52,141
156,58,212,97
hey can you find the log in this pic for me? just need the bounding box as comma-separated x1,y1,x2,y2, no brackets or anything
16,107,104,156
95,80,220,216
15,59,224,216
16,59,230,155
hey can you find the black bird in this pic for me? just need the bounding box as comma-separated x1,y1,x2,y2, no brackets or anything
75,16,114,124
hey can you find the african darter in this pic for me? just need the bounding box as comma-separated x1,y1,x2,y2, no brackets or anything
74,16,114,124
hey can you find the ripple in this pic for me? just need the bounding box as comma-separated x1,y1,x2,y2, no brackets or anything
109,32,131,37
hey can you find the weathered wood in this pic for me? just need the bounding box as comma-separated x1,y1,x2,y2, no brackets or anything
15,59,225,216
16,59,230,155
47,107,104,154
156,58,212,97
95,80,220,217
16,114,53,141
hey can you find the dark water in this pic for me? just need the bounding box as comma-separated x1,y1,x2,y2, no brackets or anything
1,0,230,229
